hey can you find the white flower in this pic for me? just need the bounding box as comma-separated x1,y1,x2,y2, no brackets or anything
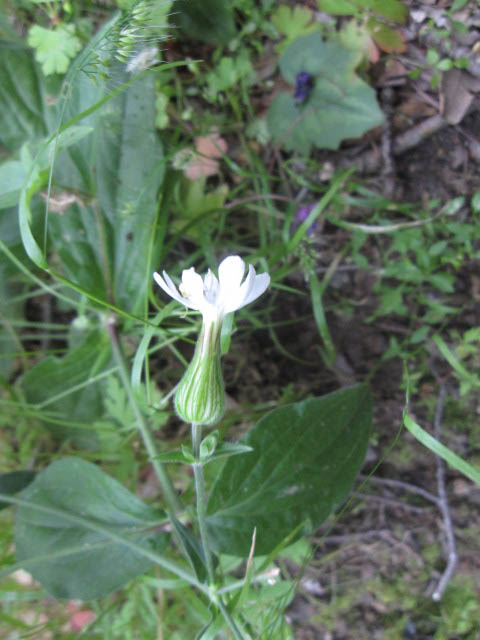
153,256,270,425
153,255,270,324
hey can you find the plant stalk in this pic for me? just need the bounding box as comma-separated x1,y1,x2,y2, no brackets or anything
191,423,245,637
106,315,182,514
217,598,245,640
191,423,215,583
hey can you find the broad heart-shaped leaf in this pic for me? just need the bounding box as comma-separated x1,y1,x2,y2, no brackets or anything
267,34,384,153
15,457,168,600
19,329,110,447
206,384,372,556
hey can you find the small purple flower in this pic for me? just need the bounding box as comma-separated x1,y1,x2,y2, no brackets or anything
291,203,319,235
294,71,314,105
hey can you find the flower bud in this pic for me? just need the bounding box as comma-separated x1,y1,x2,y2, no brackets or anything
175,320,225,426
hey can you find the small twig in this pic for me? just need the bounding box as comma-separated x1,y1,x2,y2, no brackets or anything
432,383,458,601
356,492,427,514
358,474,439,506
380,86,396,198
318,529,391,545
341,114,446,174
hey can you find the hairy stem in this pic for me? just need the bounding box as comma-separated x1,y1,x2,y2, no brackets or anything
191,423,245,638
192,423,215,582
217,598,245,640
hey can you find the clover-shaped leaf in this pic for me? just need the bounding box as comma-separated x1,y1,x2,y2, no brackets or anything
267,33,384,153
206,53,254,95
271,5,316,49
28,24,82,75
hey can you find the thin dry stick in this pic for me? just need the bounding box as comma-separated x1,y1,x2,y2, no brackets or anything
356,492,427,514
358,474,439,506
432,383,458,601
319,529,391,545
341,114,446,174
380,86,396,198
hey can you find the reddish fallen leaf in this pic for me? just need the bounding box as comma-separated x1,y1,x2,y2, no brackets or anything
367,36,380,63
174,131,228,180
70,609,97,631
184,156,220,179
195,132,227,158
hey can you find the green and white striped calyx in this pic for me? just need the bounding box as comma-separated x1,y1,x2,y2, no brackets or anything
154,256,270,425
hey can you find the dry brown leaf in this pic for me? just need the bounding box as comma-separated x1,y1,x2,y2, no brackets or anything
441,69,478,125
396,97,437,119
40,191,85,214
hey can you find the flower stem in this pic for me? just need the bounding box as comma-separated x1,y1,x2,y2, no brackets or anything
192,425,245,636
217,598,245,640
191,423,215,583
106,315,182,514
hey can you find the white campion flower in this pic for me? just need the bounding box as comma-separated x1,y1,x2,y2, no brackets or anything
154,256,270,425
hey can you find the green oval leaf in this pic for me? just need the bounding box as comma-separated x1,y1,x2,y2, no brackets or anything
15,457,169,600
206,384,372,556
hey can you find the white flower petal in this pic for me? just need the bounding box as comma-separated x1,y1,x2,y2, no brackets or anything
153,271,196,309
181,267,207,310
218,255,245,312
154,256,270,319
223,264,254,313
241,272,270,307
203,269,219,304
218,256,245,291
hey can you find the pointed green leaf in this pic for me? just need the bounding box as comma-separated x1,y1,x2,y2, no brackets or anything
203,442,253,465
15,457,168,599
0,472,36,510
94,72,165,313
206,385,372,556
171,516,208,583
